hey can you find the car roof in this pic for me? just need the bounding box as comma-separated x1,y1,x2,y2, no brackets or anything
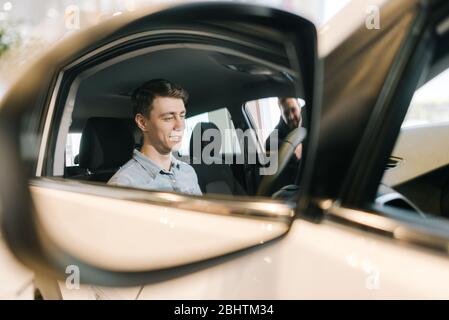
70,46,297,132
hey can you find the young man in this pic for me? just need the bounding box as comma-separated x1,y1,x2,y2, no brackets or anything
108,79,202,195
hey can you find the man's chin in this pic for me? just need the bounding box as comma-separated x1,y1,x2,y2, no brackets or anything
170,141,183,151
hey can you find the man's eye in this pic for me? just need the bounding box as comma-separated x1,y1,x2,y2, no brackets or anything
180,115,186,119
163,117,174,121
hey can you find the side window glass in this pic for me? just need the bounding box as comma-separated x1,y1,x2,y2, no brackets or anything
402,69,449,127
65,132,82,167
179,107,242,156
382,67,449,218
244,97,305,152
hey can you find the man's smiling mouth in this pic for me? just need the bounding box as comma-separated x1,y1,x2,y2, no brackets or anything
169,135,182,142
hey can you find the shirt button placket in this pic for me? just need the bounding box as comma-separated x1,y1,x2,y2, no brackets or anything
172,174,180,192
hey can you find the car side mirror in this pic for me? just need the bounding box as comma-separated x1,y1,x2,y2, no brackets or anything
0,2,320,287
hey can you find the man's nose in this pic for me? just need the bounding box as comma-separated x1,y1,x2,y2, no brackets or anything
174,117,185,130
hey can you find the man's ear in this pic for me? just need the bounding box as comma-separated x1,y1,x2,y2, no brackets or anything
135,113,148,132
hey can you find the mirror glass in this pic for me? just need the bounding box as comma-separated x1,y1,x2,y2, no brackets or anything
26,19,313,271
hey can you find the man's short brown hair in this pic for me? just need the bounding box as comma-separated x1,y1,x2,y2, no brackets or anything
132,79,189,118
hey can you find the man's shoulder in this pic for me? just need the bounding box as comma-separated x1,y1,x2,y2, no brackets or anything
115,158,142,174
108,158,145,185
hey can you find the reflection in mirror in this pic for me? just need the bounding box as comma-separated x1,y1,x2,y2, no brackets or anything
33,30,308,272
57,44,307,199
0,0,320,285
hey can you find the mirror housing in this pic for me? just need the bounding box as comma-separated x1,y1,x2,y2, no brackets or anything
0,2,320,286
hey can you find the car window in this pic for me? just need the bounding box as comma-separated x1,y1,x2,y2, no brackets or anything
402,68,449,128
45,39,309,198
244,97,305,152
178,107,242,156
65,132,82,167
381,65,449,218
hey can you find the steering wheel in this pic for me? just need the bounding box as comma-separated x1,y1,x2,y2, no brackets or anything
256,127,307,197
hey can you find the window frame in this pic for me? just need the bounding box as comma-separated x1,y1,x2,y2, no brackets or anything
34,26,310,207
38,30,298,178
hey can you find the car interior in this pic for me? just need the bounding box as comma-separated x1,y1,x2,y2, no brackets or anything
52,46,305,198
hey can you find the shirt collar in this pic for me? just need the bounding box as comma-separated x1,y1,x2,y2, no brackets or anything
133,149,180,177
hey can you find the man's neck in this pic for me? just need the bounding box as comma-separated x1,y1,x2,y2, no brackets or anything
140,144,172,171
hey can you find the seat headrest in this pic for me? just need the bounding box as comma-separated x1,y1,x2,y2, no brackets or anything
189,122,222,162
79,117,134,170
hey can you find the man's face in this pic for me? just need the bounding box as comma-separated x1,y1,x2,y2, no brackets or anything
280,98,302,130
143,96,186,154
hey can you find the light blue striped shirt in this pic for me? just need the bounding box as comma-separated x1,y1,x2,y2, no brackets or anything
108,149,202,195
